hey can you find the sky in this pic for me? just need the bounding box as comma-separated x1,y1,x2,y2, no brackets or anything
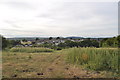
0,0,119,38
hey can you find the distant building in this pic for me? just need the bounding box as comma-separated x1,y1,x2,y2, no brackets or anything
20,40,32,46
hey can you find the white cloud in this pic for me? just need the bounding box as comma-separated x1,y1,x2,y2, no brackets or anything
0,0,118,38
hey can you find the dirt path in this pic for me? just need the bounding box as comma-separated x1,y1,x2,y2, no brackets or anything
2,52,108,78
42,53,105,78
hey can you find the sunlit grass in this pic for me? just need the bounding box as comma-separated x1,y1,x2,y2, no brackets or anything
10,47,54,53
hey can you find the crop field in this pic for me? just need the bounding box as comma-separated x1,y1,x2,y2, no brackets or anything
2,47,119,78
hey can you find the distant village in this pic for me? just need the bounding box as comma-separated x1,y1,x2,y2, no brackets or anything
10,37,103,47
3,35,118,49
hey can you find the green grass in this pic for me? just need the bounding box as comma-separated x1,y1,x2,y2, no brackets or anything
66,47,119,73
2,47,119,78
10,47,54,53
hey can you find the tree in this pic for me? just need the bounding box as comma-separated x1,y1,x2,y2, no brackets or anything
79,39,99,47
92,40,99,48
22,39,27,42
56,37,60,39
80,40,91,47
65,40,78,47
9,40,20,47
35,38,39,41
49,37,53,40
117,35,120,47
58,43,66,48
1,36,9,49
100,36,119,48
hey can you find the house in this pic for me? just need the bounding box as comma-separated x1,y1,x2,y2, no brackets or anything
20,40,32,46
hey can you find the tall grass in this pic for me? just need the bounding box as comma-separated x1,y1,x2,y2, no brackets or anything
10,47,54,53
66,47,119,72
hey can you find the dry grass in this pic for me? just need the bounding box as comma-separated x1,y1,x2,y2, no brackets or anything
2,48,119,78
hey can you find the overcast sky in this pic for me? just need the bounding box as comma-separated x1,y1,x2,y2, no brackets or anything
0,0,118,38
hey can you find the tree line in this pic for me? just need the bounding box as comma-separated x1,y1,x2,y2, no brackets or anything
1,35,120,50
100,35,120,48
0,35,20,49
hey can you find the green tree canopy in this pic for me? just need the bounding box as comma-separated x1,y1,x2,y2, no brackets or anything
49,37,53,40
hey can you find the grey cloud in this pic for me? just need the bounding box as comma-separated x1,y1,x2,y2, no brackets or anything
37,2,117,23
4,20,21,28
0,29,43,33
0,1,118,37
1,1,34,10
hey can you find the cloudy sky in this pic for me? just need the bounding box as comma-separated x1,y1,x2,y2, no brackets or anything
0,0,118,38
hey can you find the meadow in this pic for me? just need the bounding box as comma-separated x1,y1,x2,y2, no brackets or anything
66,47,119,72
2,47,119,78
10,47,54,53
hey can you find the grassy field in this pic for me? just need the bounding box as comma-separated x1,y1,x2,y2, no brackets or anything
2,47,119,78
10,47,54,53
66,48,119,72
